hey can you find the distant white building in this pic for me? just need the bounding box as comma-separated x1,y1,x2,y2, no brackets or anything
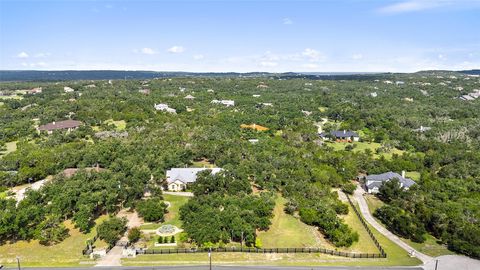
396,81,405,86
166,167,223,191
370,92,378,97
154,103,176,114
184,95,195,100
252,94,261,97
64,86,75,93
211,99,235,106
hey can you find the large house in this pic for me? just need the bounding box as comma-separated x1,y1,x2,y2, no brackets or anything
319,130,359,142
166,167,223,191
361,171,415,194
37,120,83,134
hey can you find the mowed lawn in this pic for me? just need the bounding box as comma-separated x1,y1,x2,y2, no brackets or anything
140,193,190,230
327,142,404,160
104,119,126,130
0,141,17,157
0,215,108,267
257,196,320,248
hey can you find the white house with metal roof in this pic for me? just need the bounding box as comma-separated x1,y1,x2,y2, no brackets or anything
166,167,223,191
362,171,416,194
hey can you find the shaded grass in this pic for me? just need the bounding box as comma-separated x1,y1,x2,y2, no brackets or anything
257,196,320,248
364,194,385,214
327,142,404,160
0,215,108,267
405,171,421,181
104,119,126,131
0,141,17,157
401,234,454,257
140,193,190,230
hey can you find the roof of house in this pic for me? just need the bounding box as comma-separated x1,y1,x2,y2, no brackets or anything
166,167,223,184
320,130,359,138
365,172,416,189
240,123,269,131
38,120,83,131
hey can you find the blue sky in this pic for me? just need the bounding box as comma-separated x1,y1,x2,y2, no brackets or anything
1,0,479,72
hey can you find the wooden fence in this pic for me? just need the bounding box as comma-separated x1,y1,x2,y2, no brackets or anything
346,194,387,258
137,247,385,258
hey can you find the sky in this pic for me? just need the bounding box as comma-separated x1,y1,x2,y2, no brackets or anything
0,0,479,72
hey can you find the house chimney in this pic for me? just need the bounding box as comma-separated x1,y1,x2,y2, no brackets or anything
401,170,406,178
344,130,346,134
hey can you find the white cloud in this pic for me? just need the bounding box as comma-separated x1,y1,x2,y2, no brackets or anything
34,52,51,58
303,63,319,69
140,48,157,55
301,48,325,62
17,52,29,58
352,53,363,60
283,18,293,25
377,0,455,14
168,46,185,53
259,61,278,67
438,54,446,60
193,54,204,60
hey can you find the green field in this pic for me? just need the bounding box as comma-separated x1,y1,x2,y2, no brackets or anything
364,194,385,214
400,234,454,257
0,141,17,157
405,171,421,181
140,193,190,230
0,95,23,100
0,216,108,267
327,142,404,160
257,196,322,248
104,119,127,130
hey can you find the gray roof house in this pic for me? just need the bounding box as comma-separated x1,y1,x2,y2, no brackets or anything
363,171,415,194
166,167,223,191
319,130,360,142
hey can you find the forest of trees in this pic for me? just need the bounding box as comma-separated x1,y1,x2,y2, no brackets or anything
0,72,479,257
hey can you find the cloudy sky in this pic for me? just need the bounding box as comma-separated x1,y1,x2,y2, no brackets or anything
1,0,479,72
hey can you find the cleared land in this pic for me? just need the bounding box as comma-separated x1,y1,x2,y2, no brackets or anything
0,141,17,157
104,119,127,130
257,196,323,248
327,142,404,160
0,216,108,267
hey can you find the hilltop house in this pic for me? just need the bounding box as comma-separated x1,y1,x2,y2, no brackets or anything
166,167,223,191
211,99,235,106
37,120,83,134
154,103,176,114
319,130,359,142
64,86,75,93
360,171,415,194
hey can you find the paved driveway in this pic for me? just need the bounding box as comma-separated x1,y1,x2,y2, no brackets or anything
352,186,432,264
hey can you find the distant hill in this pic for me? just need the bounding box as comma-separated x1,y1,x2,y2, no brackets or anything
1,69,477,82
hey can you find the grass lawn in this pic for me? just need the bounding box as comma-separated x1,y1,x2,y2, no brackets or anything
405,171,421,181
191,159,215,168
0,95,23,100
364,194,385,214
327,141,404,160
0,191,7,199
257,196,321,248
400,234,454,257
0,141,18,157
0,215,108,267
104,119,126,131
140,193,190,230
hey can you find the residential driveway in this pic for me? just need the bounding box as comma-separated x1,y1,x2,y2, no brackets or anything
163,191,193,197
94,245,123,267
352,186,433,264
423,255,480,270
13,176,51,202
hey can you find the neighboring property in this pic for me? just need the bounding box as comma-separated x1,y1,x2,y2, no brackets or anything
319,130,359,142
37,119,83,134
184,94,195,99
360,171,416,194
240,123,269,131
211,99,235,106
166,167,223,191
413,126,431,132
27,87,42,94
64,86,75,93
139,89,150,95
154,103,176,114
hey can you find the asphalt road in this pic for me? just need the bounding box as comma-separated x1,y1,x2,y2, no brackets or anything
1,266,422,270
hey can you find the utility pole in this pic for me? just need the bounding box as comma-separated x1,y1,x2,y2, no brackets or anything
435,259,439,270
208,248,212,270
16,256,21,270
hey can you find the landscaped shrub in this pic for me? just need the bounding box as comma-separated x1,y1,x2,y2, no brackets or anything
127,227,142,243
170,235,175,243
